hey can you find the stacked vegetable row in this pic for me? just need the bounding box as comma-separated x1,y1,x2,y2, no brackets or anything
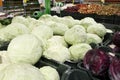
0,14,118,80
64,4,120,16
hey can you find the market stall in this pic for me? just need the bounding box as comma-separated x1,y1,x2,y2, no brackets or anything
0,0,120,80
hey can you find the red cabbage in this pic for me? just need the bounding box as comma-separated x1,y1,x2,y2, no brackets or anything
83,49,110,76
113,46,120,53
113,32,120,47
109,56,120,80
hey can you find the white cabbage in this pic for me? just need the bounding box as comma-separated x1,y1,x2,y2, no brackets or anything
46,21,69,36
80,17,97,29
0,23,30,42
0,23,3,29
7,34,43,65
73,25,86,32
64,25,87,45
47,36,68,48
12,16,29,27
43,45,70,63
28,19,45,31
39,14,52,22
86,33,102,44
0,51,11,64
69,43,92,61
39,66,60,80
0,63,45,80
87,23,107,37
31,25,53,40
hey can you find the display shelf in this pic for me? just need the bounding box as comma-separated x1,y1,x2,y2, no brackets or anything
24,1,40,16
3,0,24,16
114,15,120,25
60,10,120,24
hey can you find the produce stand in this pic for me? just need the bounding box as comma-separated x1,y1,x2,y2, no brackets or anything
0,0,120,80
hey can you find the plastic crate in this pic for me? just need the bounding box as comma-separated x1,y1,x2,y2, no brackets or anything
61,69,99,80
94,14,115,24
0,41,9,50
77,62,109,80
114,15,120,25
61,11,95,20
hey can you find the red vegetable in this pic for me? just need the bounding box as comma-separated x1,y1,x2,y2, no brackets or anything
113,46,120,53
113,32,120,47
83,49,110,76
109,55,120,80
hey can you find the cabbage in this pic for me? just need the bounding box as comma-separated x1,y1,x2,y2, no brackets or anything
72,20,81,25
50,16,75,28
0,23,3,29
87,23,107,37
83,49,110,76
80,17,97,29
0,63,45,80
112,31,120,47
46,21,69,36
7,34,43,65
27,17,45,31
0,23,30,42
0,51,11,64
51,15,62,22
39,66,60,80
28,20,45,31
72,25,86,32
43,45,70,63
59,18,75,28
63,16,74,20
39,14,52,22
12,16,29,27
47,36,68,48
86,33,102,44
31,25,53,40
36,37,48,51
69,43,92,61
113,46,120,53
64,25,87,45
109,55,120,80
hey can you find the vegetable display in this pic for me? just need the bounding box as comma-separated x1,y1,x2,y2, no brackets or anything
64,4,119,16
0,14,113,80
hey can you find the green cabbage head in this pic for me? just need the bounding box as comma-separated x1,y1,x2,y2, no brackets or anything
69,43,92,61
87,23,107,37
39,66,60,80
0,63,45,80
43,45,70,63
64,25,87,45
7,34,43,65
86,33,102,44
31,25,53,40
47,36,68,48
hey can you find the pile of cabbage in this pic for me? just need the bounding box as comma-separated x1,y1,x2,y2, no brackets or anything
0,15,108,80
0,15,108,63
